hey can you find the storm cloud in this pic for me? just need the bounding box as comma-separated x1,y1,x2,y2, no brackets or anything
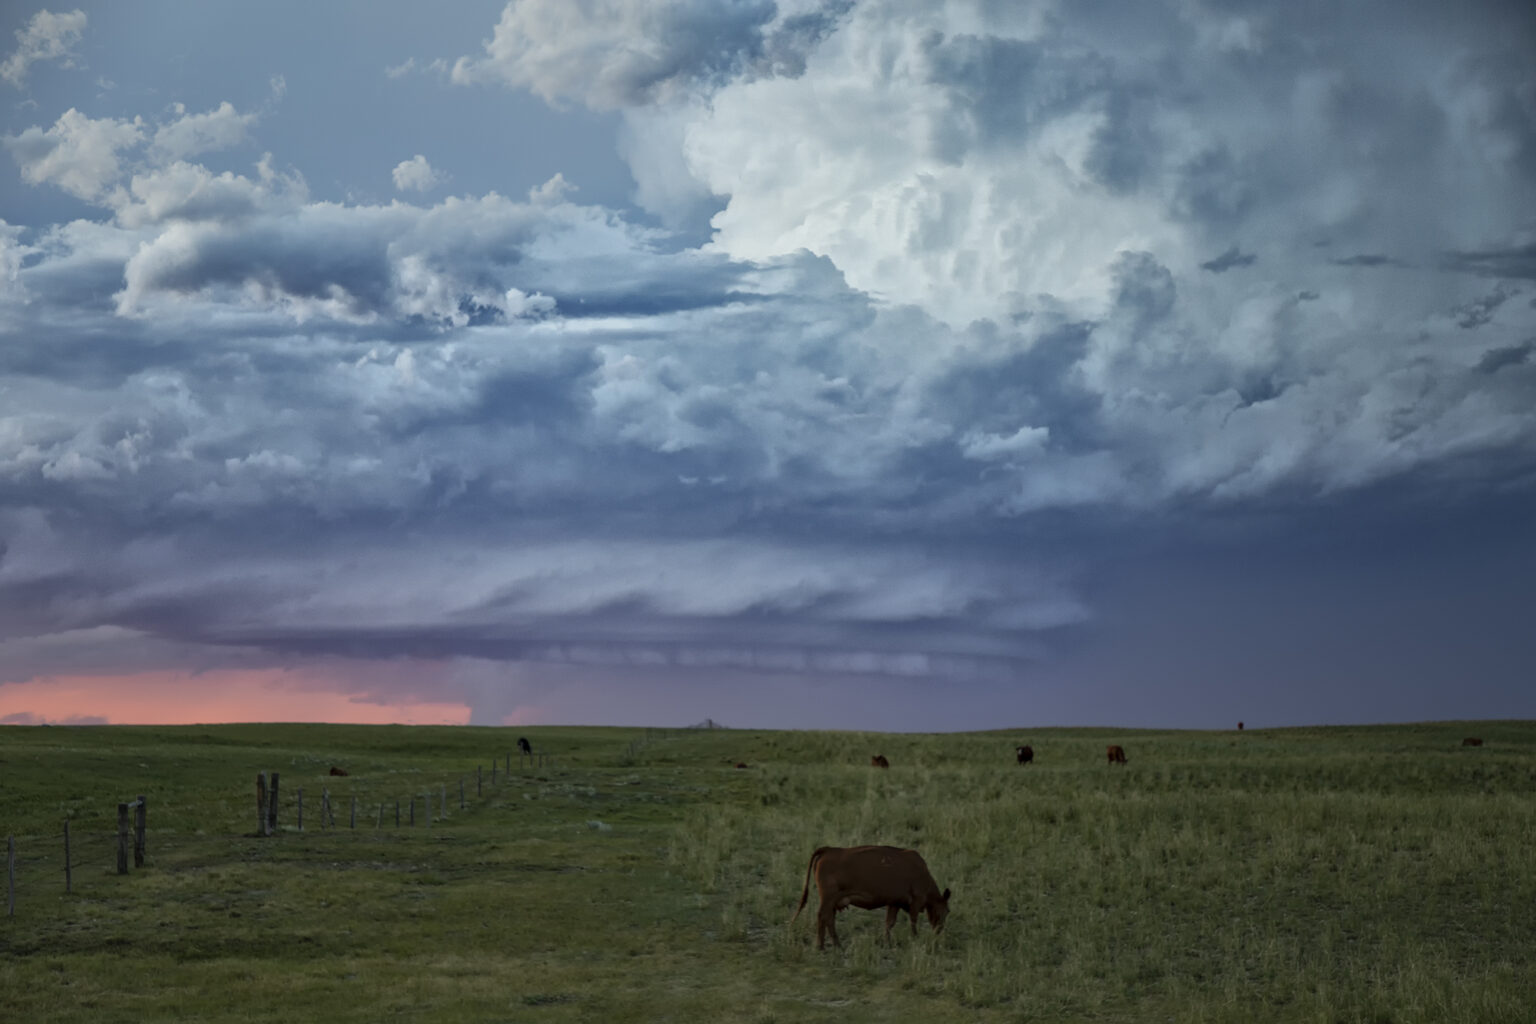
2,1,1534,728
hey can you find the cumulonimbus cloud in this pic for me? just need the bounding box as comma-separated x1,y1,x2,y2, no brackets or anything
3,1,1535,698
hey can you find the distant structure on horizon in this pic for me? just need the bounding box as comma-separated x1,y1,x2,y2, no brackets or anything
687,718,728,729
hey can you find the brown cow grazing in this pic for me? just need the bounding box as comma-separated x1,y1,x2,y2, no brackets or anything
1016,744,1033,765
1462,737,1484,747
1237,721,1244,731
870,754,890,768
734,761,749,769
1106,745,1127,765
328,766,349,776
517,736,532,755
793,845,951,950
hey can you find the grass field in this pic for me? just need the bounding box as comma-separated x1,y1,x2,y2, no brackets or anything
2,721,1534,1022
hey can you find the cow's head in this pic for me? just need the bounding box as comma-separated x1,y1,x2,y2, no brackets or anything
927,888,952,933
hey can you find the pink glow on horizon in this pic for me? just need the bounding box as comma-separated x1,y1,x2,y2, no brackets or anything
0,670,471,726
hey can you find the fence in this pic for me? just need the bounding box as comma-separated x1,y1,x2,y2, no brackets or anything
6,794,148,918
6,729,682,917
250,745,566,838
622,727,676,759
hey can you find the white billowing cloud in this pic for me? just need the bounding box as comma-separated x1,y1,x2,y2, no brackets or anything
4,100,271,212
113,156,307,228
585,0,1535,333
451,0,795,108
527,171,575,205
149,101,258,162
959,425,1049,461
617,103,721,227
391,153,444,192
3,107,143,201
1,8,86,88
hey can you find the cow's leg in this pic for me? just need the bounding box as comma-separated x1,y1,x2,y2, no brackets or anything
909,906,920,936
883,905,899,942
817,900,839,949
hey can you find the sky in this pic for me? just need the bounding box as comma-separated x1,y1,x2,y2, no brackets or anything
1,1,1533,731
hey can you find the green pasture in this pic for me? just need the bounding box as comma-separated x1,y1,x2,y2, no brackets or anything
2,721,1534,1022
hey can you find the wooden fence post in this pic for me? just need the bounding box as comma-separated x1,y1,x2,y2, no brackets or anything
117,803,129,875
63,820,71,894
377,802,384,829
425,791,432,827
477,765,482,796
409,797,415,827
440,783,447,819
297,788,304,832
351,796,357,829
7,836,14,917
133,796,146,868
257,773,269,837
395,799,400,827
320,789,328,830
459,777,465,810
268,772,280,833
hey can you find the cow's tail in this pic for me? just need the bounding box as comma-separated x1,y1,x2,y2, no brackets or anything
791,847,829,923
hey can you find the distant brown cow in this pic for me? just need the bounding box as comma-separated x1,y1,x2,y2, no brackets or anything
792,845,951,950
1238,721,1244,731
1462,737,1484,747
870,754,890,768
1015,744,1033,765
1106,745,1127,765
735,761,749,769
328,766,348,776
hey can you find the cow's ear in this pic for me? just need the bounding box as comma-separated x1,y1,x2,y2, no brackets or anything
941,888,951,902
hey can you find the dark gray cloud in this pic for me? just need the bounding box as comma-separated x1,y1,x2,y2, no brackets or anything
1331,254,1406,268
1455,286,1516,329
1444,243,1536,281
1200,246,1257,273
1477,341,1534,374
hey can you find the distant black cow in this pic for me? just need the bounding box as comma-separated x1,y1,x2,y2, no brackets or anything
1106,745,1128,765
1015,745,1033,765
735,761,749,769
871,754,890,769
328,766,349,776
1237,721,1244,731
517,736,532,755
1462,737,1484,747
